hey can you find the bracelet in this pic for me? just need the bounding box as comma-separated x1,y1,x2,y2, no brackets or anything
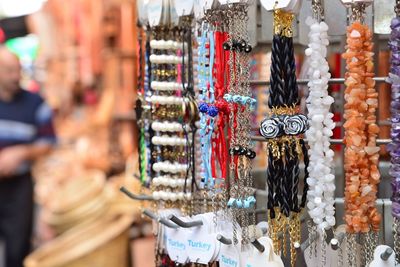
151,135,187,146
150,39,187,50
149,95,182,105
149,54,187,64
151,81,186,91
151,176,186,187
152,191,192,201
152,161,188,173
151,121,184,132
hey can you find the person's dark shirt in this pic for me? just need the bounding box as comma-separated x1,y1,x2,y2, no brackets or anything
0,89,56,174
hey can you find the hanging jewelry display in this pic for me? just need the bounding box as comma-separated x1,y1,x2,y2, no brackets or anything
259,7,309,267
389,0,400,263
304,1,335,264
223,3,257,247
342,2,381,266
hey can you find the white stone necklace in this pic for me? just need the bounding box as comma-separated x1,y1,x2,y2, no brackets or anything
304,16,336,230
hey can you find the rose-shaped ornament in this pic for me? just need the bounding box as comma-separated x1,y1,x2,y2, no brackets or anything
259,117,283,139
283,114,308,135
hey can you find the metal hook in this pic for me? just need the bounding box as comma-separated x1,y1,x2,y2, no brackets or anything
217,234,233,245
142,209,179,229
380,247,394,261
250,238,265,253
120,186,154,201
296,231,320,253
330,232,346,250
167,214,204,228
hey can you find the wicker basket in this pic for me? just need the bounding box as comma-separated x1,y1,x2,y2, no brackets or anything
41,170,108,234
24,213,133,267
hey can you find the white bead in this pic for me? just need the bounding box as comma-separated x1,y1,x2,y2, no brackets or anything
152,191,160,200
170,193,178,202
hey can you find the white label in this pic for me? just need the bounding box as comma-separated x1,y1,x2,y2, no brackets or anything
187,234,216,264
186,214,215,263
204,0,215,9
341,0,373,4
137,0,149,25
174,0,194,16
147,0,163,27
260,0,292,11
219,244,240,267
165,227,188,263
245,237,284,267
218,0,242,5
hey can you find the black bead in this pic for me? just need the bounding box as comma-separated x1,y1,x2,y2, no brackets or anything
245,44,252,53
239,39,246,49
223,42,231,51
238,147,247,155
233,146,241,154
249,151,256,159
229,148,235,155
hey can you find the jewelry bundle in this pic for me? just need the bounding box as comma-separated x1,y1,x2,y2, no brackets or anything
304,1,336,232
342,3,380,265
389,1,400,262
259,8,309,266
224,3,257,246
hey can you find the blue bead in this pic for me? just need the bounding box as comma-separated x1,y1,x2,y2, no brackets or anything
235,199,243,208
227,198,235,207
223,94,232,102
232,95,241,103
208,106,219,117
240,96,249,105
199,103,209,113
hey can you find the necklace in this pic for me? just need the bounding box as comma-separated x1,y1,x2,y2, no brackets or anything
259,8,309,267
342,3,380,266
389,1,400,263
305,1,336,232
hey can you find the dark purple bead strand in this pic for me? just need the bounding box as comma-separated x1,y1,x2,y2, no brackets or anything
389,16,400,219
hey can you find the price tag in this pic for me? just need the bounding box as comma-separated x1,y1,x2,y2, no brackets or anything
186,214,216,264
147,0,163,27
219,244,241,267
174,0,194,16
245,237,284,267
165,227,188,264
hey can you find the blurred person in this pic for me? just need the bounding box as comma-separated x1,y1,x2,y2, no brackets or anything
0,46,56,267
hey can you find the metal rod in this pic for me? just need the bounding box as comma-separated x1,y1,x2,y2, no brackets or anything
120,186,154,201
251,136,391,145
297,232,320,253
168,214,204,228
250,76,388,86
217,234,233,245
330,232,346,250
380,247,394,261
250,238,265,253
142,209,179,229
